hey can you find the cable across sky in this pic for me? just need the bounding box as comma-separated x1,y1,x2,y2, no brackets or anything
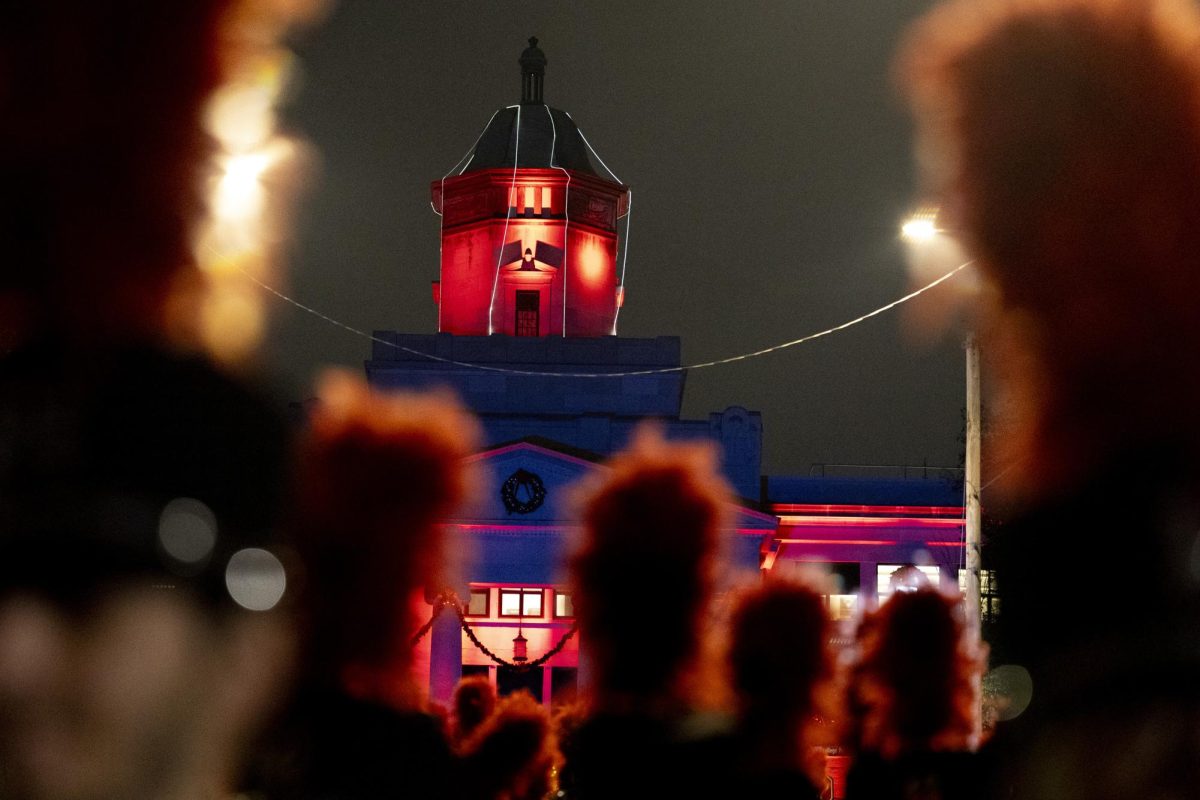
242,260,974,379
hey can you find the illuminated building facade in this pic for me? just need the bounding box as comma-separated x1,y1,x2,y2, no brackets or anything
371,39,967,705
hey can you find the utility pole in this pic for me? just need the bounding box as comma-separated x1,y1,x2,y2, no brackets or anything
964,335,982,635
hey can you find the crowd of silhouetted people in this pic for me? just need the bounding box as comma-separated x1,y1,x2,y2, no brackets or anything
5,0,1200,797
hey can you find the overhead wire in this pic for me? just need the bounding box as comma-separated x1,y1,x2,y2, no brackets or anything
486,105,522,335
242,259,974,378
568,113,634,334
545,105,572,337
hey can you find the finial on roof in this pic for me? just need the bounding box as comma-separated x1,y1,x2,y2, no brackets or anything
520,36,547,105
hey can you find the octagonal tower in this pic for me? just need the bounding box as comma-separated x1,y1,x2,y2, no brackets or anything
431,38,629,337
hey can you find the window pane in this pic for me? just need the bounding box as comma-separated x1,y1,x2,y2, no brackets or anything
828,562,861,594
467,589,489,616
878,564,941,597
555,592,574,618
500,590,521,616
522,590,543,617
828,593,857,621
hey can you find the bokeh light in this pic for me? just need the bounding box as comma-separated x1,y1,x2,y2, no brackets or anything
224,547,288,611
157,498,219,567
984,664,1034,721
176,0,329,365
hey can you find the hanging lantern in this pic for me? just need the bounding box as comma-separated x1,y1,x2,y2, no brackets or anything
512,631,528,663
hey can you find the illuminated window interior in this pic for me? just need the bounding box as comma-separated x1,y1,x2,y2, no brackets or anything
824,562,860,620
466,588,490,617
554,591,573,618
958,568,1000,621
500,588,543,618
541,186,552,213
877,564,941,598
827,594,858,621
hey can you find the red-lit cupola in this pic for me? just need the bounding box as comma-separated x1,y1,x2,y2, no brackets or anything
431,37,630,337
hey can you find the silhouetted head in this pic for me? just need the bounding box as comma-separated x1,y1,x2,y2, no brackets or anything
899,0,1200,495
460,691,559,800
570,427,730,708
0,0,233,348
730,579,833,726
452,675,498,746
292,372,480,699
854,589,981,758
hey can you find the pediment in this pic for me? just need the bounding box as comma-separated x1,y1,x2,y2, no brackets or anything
461,440,600,524
457,439,776,534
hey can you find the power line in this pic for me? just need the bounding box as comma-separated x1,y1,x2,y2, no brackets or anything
244,260,973,378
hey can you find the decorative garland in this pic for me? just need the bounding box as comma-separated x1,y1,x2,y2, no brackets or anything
410,590,578,672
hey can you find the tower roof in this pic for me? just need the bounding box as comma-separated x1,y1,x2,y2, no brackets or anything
464,105,598,176
460,38,601,177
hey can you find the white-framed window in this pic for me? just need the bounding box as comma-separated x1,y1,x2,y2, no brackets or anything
499,588,544,618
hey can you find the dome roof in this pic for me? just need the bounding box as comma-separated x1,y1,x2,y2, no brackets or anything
462,105,599,176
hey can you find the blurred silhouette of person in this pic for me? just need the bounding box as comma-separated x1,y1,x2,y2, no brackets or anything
459,691,560,800
0,346,295,800
452,675,498,751
242,372,480,800
725,578,836,799
899,0,1200,796
0,3,311,799
844,589,983,800
0,0,233,353
566,427,732,799
550,701,589,799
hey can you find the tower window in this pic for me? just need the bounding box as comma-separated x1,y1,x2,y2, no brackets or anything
515,290,539,337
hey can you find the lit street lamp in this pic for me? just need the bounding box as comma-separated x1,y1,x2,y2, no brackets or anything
901,208,983,639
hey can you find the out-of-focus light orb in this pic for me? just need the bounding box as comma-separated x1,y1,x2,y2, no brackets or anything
206,84,275,153
215,152,271,222
158,497,218,565
985,664,1034,721
200,286,264,364
224,548,287,611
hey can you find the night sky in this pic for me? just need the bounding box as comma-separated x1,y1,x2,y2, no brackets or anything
265,0,967,477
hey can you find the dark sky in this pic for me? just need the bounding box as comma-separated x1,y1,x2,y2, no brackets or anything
265,0,966,477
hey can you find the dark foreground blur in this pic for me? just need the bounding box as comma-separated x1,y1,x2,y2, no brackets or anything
5,1,1200,799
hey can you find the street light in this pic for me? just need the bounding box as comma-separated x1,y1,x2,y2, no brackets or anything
900,207,983,641
900,206,940,244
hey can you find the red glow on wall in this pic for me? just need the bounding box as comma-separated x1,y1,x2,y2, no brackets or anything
777,515,963,528
771,503,964,517
449,523,772,536
777,538,965,548
578,236,606,286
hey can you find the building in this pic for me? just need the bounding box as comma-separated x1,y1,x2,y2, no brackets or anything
371,39,969,705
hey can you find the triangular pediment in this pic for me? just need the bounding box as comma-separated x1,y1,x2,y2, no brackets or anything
461,440,601,524
457,438,776,533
